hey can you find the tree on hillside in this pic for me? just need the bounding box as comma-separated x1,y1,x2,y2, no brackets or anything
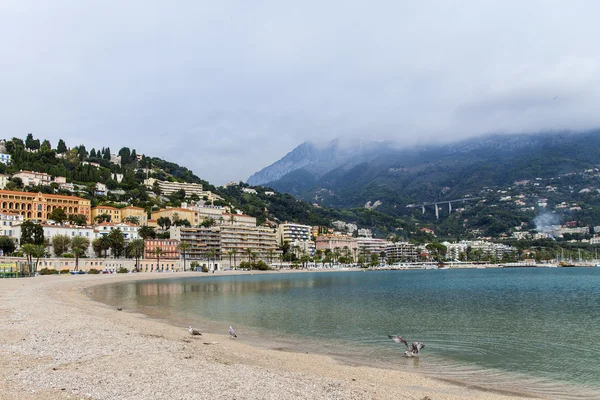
71,236,90,271
126,239,145,272
157,217,171,230
25,133,40,150
56,139,68,153
52,235,71,257
20,220,44,246
107,229,125,258
95,213,111,223
0,236,16,256
68,214,88,226
138,225,156,239
41,140,51,151
48,208,68,224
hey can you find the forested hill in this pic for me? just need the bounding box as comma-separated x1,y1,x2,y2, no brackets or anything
251,131,600,212
0,135,399,233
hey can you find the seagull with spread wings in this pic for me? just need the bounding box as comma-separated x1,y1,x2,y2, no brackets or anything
388,335,425,357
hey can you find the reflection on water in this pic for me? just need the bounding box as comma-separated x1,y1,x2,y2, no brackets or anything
91,268,600,399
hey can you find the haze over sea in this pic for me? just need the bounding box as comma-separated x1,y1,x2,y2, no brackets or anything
91,268,600,399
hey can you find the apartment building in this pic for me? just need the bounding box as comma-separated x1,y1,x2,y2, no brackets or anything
121,206,147,225
144,239,180,259
277,223,314,256
220,225,279,262
315,235,358,252
385,242,418,262
91,206,121,223
357,238,391,258
12,170,52,186
144,178,205,196
0,190,91,222
0,174,8,190
170,226,221,259
95,222,140,240
0,212,23,237
152,207,200,226
221,213,257,227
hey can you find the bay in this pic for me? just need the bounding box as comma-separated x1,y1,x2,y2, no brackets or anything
90,268,600,399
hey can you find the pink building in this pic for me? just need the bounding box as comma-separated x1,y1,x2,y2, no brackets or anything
315,235,358,252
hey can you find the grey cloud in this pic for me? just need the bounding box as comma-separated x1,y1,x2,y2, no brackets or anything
1,0,600,184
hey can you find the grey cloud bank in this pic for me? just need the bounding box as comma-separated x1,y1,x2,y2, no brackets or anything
1,0,599,184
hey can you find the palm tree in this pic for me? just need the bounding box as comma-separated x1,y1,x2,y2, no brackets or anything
229,213,236,225
178,242,190,271
71,236,90,271
22,243,46,272
126,239,145,272
231,248,238,269
267,249,275,265
99,235,111,258
150,246,164,271
244,247,253,263
206,248,217,271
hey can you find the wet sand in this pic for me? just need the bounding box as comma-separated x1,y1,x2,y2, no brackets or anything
1,272,532,400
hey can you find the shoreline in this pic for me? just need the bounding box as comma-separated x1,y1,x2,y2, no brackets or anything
2,271,536,400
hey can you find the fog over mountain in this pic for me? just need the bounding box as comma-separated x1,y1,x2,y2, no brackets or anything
1,1,600,184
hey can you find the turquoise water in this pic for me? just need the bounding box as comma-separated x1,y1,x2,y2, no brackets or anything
91,268,600,399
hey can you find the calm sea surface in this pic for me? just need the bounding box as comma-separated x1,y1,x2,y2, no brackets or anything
90,268,600,399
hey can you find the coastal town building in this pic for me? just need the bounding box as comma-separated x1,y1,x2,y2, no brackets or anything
144,239,180,259
357,238,390,258
95,222,140,240
0,190,91,223
170,226,220,260
92,206,122,223
12,170,52,187
0,174,8,190
0,212,23,237
143,178,206,197
0,153,11,165
315,235,358,252
222,213,257,227
152,207,200,226
385,242,418,262
277,223,315,255
121,206,147,225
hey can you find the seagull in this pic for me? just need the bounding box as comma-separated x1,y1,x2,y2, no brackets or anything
188,326,202,336
229,326,237,338
388,335,425,357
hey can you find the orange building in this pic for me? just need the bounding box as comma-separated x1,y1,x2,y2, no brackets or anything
0,190,91,223
144,239,180,259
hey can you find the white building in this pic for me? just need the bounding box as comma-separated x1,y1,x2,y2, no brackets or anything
0,153,11,165
144,177,209,197
385,242,418,262
277,223,314,255
95,182,108,196
242,188,257,194
357,238,390,258
0,212,23,237
12,170,52,186
94,222,140,240
0,174,8,190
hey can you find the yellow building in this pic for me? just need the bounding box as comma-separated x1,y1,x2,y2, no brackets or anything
91,205,121,223
0,190,91,223
151,207,200,226
121,206,147,225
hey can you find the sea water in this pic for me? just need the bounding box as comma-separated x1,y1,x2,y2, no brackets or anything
90,268,600,399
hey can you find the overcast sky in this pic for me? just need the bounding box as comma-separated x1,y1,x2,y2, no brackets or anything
1,1,599,184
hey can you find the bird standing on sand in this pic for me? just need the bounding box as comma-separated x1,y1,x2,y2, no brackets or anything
388,335,425,357
189,326,202,336
229,326,237,338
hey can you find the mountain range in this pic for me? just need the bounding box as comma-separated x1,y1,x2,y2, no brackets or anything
247,131,600,218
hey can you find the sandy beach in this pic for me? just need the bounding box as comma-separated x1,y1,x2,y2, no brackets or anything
1,272,530,400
